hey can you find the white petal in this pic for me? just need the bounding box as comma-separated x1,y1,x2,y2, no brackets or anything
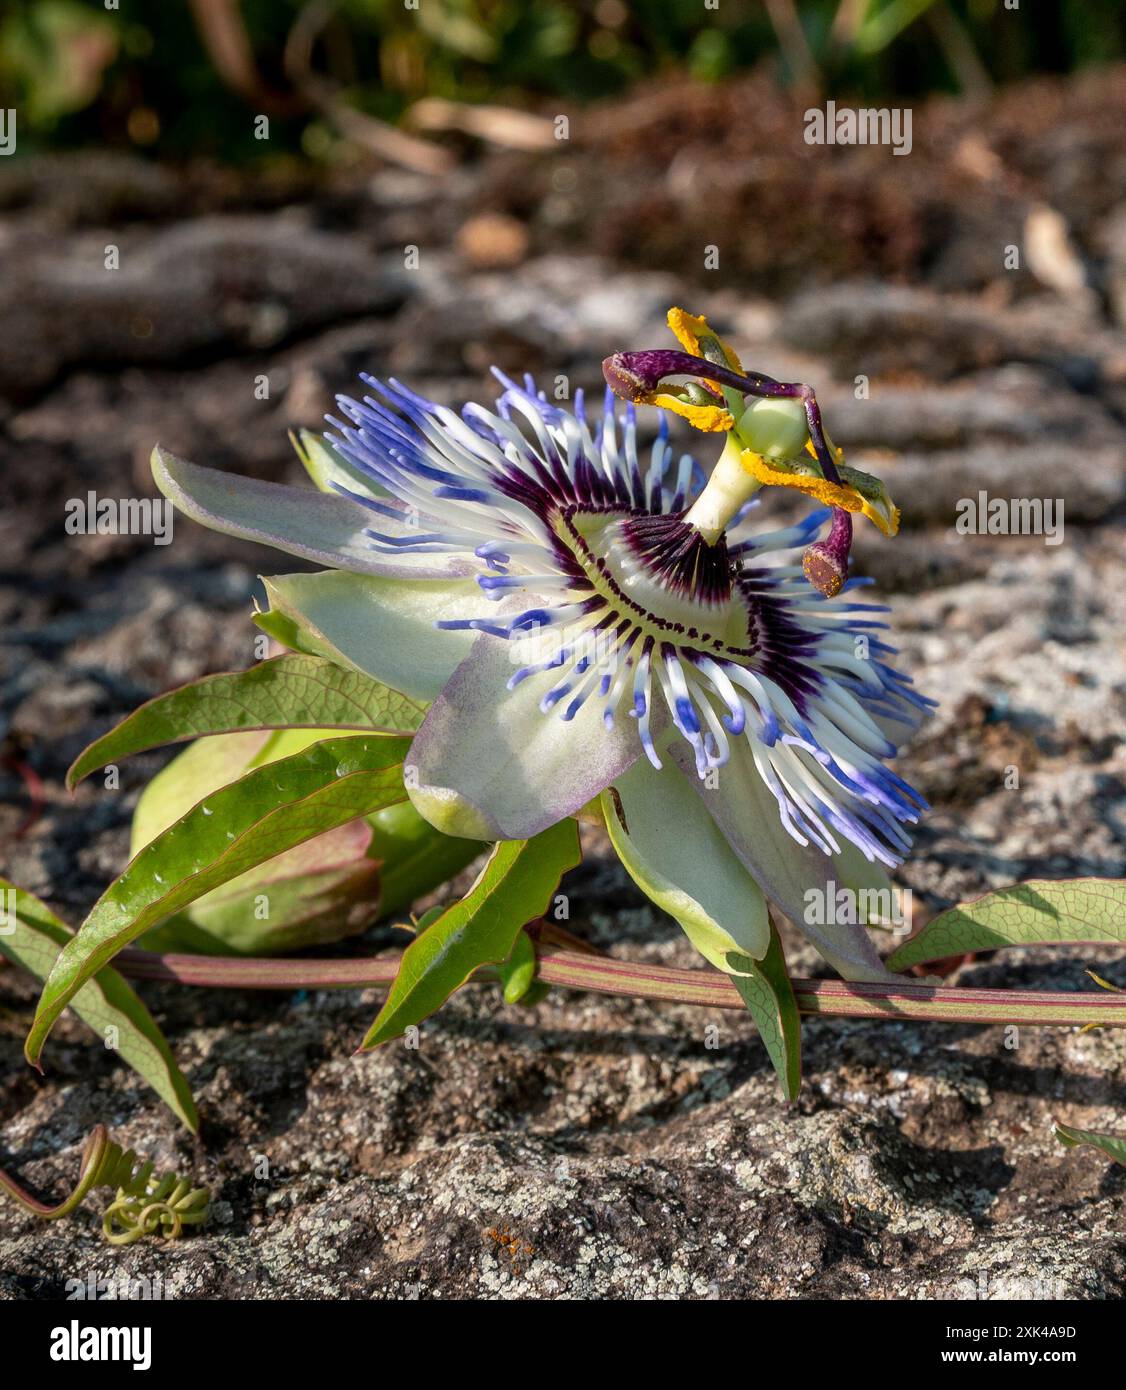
260,570,480,703
406,633,643,840
153,447,471,579
603,751,771,966
668,738,900,982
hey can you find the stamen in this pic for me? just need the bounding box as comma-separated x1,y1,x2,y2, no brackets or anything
802,508,853,599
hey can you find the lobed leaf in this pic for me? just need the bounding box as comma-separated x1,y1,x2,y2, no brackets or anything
0,881,197,1130
360,819,580,1048
27,734,410,1066
68,653,425,788
255,570,480,705
129,730,473,956
130,729,333,852
887,878,1126,971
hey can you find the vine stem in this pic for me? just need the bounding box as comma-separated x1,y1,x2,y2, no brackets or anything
114,948,1126,1029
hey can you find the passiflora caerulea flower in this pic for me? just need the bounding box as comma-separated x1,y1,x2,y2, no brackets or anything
153,309,931,984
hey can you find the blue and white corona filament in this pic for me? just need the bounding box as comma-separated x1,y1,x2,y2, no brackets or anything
327,372,928,873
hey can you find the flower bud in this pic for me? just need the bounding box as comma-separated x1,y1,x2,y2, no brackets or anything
133,729,481,955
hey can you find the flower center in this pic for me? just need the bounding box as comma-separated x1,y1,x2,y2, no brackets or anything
558,507,753,650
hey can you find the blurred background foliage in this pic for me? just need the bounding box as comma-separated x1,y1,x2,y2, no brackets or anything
0,0,1123,163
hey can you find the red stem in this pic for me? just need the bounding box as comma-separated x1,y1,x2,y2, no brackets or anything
113,948,1126,1028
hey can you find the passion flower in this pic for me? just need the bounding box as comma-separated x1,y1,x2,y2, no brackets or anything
152,308,930,983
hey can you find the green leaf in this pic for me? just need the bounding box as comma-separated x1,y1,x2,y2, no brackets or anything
128,730,379,955
361,819,581,1048
68,654,425,788
138,821,382,956
129,729,331,853
887,878,1126,971
126,732,484,955
0,881,198,1130
1054,1123,1126,1165
27,734,411,1066
727,919,803,1102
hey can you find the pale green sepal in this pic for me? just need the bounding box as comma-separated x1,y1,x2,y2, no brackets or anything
291,429,378,496
669,738,898,983
258,570,480,704
152,446,468,579
602,751,770,965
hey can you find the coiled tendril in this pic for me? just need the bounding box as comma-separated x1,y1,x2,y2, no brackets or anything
0,1123,210,1246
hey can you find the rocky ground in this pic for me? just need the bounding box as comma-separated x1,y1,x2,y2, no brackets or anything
1,67,1125,1299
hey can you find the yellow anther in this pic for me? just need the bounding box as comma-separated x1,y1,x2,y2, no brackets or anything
650,392,733,432
666,307,744,376
738,450,900,537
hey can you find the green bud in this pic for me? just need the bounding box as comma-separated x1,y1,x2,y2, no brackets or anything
133,729,482,955
496,929,548,1006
